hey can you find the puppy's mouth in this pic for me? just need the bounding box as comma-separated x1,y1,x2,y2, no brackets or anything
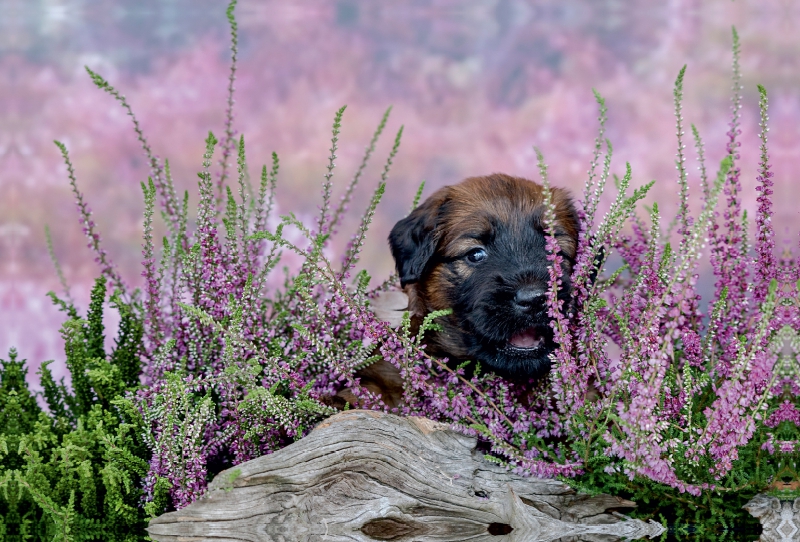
474,323,554,379
508,326,545,351
506,325,548,351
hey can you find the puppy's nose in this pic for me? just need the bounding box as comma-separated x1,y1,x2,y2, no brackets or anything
513,287,546,311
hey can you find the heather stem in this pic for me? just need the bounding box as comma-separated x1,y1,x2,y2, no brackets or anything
318,106,347,237
142,178,163,347
85,67,179,237
329,106,392,234
54,140,127,294
218,0,240,208
673,65,690,242
45,224,73,303
691,124,710,204
583,89,608,229
236,135,251,267
754,84,776,303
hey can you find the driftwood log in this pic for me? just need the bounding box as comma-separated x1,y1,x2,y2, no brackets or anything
148,410,664,541
744,495,800,542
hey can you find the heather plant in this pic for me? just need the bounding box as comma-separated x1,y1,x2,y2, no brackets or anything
0,279,150,541
40,1,799,537
537,69,799,530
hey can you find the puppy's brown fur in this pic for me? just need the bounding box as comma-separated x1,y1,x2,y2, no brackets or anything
334,173,579,409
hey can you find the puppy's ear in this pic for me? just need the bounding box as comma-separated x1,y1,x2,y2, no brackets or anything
389,189,449,287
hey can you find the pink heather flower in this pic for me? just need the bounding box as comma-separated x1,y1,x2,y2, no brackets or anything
772,378,800,398
766,401,800,428
682,330,703,368
761,436,776,455
779,441,799,454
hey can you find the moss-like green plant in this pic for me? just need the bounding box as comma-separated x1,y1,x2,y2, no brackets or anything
0,279,150,542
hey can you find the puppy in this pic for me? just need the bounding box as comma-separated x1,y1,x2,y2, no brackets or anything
329,173,579,410
389,173,579,379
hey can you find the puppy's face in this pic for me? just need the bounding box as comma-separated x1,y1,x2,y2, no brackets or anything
389,173,579,379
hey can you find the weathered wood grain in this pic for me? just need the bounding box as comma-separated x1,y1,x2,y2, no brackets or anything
744,494,800,542
147,410,665,542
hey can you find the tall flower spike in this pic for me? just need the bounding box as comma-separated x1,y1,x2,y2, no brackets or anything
583,89,608,229
217,0,240,207
329,106,392,235
317,105,347,237
754,84,776,303
534,147,572,355
85,67,180,238
673,65,690,243
217,0,239,194
197,132,220,234
708,26,748,354
255,152,280,234
54,140,127,294
141,177,163,348
340,125,402,277
691,125,710,205
236,135,253,269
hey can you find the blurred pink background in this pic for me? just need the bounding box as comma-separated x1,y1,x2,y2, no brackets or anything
3,0,799,389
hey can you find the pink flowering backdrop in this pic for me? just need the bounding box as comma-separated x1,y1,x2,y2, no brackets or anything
3,0,799,389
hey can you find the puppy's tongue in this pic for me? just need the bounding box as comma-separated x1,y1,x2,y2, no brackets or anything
509,327,544,349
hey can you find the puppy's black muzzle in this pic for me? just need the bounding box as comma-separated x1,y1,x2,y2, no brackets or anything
512,287,547,314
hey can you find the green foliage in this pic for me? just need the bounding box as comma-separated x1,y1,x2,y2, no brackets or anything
564,415,766,538
0,280,150,542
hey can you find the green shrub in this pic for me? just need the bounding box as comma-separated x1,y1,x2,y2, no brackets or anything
0,279,150,542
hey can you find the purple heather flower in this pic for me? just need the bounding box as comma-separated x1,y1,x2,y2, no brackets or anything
766,401,800,428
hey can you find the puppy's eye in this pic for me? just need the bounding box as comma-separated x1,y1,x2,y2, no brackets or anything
466,247,487,263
